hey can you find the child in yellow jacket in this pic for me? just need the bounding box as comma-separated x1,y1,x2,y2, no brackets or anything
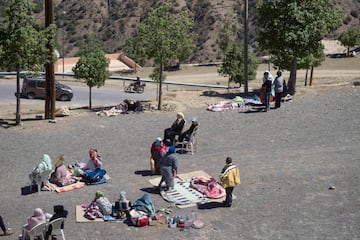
219,157,241,207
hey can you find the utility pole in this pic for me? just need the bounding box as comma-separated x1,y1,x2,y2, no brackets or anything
45,0,56,119
243,0,249,95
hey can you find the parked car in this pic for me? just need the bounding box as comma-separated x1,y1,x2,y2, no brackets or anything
21,76,73,101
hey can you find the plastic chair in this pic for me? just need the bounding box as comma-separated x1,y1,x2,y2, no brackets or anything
29,169,53,194
180,125,199,155
46,217,66,240
22,222,46,240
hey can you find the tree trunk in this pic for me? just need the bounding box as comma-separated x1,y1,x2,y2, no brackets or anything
309,65,314,86
15,66,21,125
287,57,297,95
158,61,163,110
89,86,92,109
304,68,308,86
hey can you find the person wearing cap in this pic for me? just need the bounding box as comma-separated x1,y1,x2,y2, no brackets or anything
178,117,199,142
150,137,167,175
219,157,241,207
158,145,178,191
164,112,186,143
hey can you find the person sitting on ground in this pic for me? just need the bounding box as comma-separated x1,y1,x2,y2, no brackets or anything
164,112,186,143
178,117,199,142
49,154,78,187
0,214,13,236
21,208,47,240
158,145,178,191
150,137,167,175
85,191,112,219
45,205,68,240
81,148,103,171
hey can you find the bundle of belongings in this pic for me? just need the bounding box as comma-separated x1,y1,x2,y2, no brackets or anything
190,176,226,199
207,95,262,112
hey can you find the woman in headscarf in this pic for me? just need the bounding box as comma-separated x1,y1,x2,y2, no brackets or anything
178,117,199,142
150,137,167,175
49,154,77,187
82,148,103,170
164,112,186,143
93,191,112,216
21,208,46,240
158,145,178,191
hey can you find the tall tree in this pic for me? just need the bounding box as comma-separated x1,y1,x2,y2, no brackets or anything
218,44,258,88
125,3,194,110
256,0,342,95
72,35,110,109
338,28,360,56
0,0,56,125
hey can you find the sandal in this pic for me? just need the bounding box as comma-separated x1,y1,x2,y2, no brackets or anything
4,228,13,236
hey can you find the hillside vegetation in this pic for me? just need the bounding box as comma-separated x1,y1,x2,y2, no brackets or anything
0,0,359,64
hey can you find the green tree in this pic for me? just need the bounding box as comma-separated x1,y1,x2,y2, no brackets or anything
256,0,342,95
72,35,110,109
338,28,360,56
218,44,258,88
0,0,56,125
125,3,194,110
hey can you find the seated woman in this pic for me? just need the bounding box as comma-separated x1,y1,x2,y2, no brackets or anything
164,112,185,143
178,117,199,142
49,154,77,187
81,148,103,171
45,205,68,240
84,191,112,219
150,137,167,175
21,208,47,240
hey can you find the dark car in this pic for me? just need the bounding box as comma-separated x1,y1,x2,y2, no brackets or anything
21,76,73,101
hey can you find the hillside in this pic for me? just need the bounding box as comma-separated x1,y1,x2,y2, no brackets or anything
0,0,359,64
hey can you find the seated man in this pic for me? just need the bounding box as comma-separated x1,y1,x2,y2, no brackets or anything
178,117,199,142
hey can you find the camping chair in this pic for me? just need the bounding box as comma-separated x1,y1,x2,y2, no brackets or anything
46,217,66,240
180,125,200,155
22,222,46,240
29,168,53,194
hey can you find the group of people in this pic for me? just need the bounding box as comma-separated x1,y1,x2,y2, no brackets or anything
262,70,287,112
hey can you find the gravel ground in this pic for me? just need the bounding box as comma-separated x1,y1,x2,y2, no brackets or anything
0,85,359,240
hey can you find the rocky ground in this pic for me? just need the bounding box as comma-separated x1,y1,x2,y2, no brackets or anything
0,57,359,239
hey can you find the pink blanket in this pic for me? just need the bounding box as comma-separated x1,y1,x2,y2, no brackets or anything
190,176,225,199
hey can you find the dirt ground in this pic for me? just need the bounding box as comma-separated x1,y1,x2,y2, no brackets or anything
1,55,360,121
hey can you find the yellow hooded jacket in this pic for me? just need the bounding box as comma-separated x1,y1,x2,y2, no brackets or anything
220,163,241,188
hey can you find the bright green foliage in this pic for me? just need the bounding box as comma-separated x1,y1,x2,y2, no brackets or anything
125,3,194,110
218,44,258,87
0,0,56,72
256,0,343,95
338,28,360,56
73,35,110,109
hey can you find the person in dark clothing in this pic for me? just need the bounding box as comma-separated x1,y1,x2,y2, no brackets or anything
262,71,272,112
274,70,284,109
164,112,185,143
178,117,199,142
45,205,68,240
0,215,13,236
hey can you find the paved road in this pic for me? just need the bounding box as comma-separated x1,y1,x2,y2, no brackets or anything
0,86,359,240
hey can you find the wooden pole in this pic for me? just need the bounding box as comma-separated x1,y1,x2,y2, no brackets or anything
45,0,55,119
243,0,249,95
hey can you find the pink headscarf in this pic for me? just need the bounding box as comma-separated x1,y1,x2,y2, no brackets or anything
27,208,46,230
89,148,102,168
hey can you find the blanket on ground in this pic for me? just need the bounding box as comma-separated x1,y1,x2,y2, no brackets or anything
207,95,262,112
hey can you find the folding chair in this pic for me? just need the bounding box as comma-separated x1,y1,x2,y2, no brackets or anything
29,169,53,194
46,217,66,240
22,222,46,240
180,125,199,155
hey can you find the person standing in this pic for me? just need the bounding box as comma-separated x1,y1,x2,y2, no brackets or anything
262,71,273,112
274,70,284,109
0,215,13,236
158,145,178,191
219,157,241,207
